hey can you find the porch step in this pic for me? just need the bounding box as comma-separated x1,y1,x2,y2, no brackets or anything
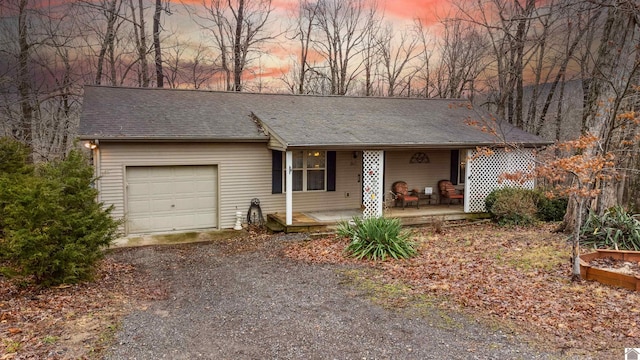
266,214,329,234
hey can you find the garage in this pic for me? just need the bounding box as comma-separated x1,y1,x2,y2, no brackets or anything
126,165,218,234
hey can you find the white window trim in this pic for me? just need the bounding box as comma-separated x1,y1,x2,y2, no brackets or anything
284,150,327,192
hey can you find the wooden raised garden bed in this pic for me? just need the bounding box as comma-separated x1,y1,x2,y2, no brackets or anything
580,249,640,291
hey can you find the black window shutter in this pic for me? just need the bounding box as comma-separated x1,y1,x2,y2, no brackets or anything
272,150,283,194
327,151,336,191
450,150,459,185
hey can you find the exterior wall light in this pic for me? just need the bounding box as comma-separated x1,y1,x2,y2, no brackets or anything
83,140,98,149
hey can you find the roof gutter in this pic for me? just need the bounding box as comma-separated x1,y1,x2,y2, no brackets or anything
275,142,552,151
76,136,268,143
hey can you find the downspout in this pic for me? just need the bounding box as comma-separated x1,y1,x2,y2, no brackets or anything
93,140,101,202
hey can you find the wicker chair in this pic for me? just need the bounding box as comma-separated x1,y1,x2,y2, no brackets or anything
391,181,419,209
438,180,464,205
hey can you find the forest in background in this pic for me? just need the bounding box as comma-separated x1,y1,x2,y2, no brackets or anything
0,0,638,214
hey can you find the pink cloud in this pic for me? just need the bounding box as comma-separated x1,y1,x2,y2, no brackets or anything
382,0,452,25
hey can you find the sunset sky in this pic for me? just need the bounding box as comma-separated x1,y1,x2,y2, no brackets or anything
167,0,455,90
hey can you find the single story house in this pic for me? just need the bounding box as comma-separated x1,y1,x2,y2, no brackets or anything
79,85,549,235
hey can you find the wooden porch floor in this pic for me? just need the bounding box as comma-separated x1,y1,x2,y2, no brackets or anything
266,205,489,233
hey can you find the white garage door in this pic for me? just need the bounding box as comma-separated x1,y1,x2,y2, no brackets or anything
126,165,218,234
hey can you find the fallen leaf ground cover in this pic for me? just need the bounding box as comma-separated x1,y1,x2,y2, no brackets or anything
0,229,271,359
3,225,637,359
284,222,640,359
0,259,148,359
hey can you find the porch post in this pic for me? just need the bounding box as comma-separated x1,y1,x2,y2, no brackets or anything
463,149,470,213
285,150,293,225
361,150,384,218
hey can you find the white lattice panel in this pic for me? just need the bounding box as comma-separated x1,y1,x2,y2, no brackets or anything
465,148,535,213
362,150,384,218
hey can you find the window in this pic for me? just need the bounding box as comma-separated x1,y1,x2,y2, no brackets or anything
289,150,326,191
271,150,336,194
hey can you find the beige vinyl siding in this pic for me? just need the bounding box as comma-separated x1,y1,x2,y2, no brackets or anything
96,143,362,233
98,142,276,232
384,150,452,194
285,150,362,212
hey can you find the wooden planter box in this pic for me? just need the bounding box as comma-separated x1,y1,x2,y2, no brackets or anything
580,249,640,291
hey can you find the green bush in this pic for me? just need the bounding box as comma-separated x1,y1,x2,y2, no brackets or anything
0,137,32,176
485,187,537,226
534,191,567,222
0,139,120,285
580,205,640,251
337,217,417,261
485,187,567,225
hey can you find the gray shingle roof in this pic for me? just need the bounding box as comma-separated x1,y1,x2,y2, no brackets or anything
79,86,268,141
79,85,549,148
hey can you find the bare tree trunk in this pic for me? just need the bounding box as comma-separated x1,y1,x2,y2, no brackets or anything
292,0,319,94
512,0,534,129
95,0,119,85
562,1,639,232
153,0,163,87
553,72,566,143
108,30,117,85
571,196,584,281
17,0,33,146
138,0,149,87
535,29,586,136
232,0,245,91
130,0,149,87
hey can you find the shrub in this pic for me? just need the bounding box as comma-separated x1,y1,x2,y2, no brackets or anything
534,191,568,222
337,217,417,261
580,205,640,251
0,137,32,176
485,187,537,226
0,146,120,285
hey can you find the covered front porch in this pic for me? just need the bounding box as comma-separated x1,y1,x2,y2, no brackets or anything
266,205,489,233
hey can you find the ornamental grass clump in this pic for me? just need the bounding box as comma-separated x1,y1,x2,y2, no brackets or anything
337,217,417,261
580,205,640,251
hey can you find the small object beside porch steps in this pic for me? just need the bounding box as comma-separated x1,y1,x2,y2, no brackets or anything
234,211,243,230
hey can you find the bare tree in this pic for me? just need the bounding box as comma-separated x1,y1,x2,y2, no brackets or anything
412,19,435,98
0,0,85,159
286,0,321,94
164,39,220,90
311,0,380,95
531,2,604,137
16,0,34,145
376,23,422,97
128,0,150,86
153,0,165,88
432,16,486,99
81,0,123,85
194,0,275,91
454,0,537,126
359,12,382,96
580,0,640,215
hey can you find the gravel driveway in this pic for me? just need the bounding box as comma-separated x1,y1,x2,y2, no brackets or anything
105,235,560,360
